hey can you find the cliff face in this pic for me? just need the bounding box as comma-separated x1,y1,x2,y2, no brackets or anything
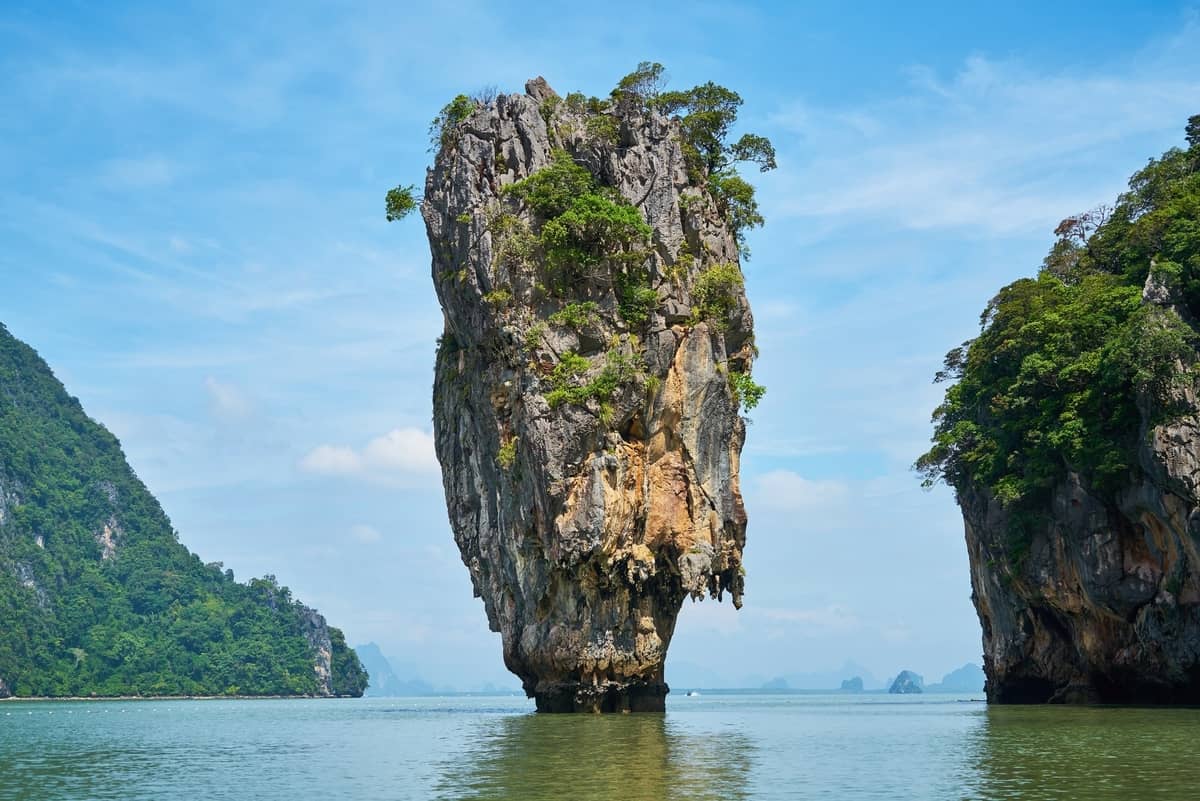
965,275,1200,703
424,78,755,711
0,323,365,698
922,120,1200,704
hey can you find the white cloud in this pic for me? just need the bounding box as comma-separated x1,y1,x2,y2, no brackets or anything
299,427,440,483
300,445,361,474
349,524,382,544
361,428,441,474
752,470,850,511
203,376,253,421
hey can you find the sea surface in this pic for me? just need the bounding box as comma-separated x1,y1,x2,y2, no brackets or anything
3,692,1199,800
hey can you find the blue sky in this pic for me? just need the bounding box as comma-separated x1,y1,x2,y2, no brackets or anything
3,1,1199,689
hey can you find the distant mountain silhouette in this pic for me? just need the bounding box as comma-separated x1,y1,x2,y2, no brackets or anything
926,663,985,693
760,661,884,691
354,643,435,696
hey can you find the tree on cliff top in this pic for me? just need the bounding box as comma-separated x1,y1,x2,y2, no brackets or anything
391,64,777,256
611,63,777,256
917,116,1200,524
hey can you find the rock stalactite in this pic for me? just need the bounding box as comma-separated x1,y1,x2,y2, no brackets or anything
423,77,756,712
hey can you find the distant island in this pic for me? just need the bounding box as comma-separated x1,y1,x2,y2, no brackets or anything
355,643,434,697
888,671,924,694
0,324,366,699
756,662,983,693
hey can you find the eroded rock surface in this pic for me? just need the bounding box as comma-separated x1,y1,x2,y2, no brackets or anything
424,78,754,712
966,274,1200,703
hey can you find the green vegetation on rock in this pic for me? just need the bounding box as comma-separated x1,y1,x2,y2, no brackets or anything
918,116,1200,518
504,150,653,283
548,302,601,329
0,324,366,698
429,94,477,150
729,369,766,412
692,263,744,329
385,185,419,222
545,348,641,409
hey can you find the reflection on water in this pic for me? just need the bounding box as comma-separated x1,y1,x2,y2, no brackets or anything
8,696,1200,799
969,705,1200,800
436,712,752,801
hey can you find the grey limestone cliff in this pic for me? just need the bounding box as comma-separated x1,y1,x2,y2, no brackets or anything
423,77,756,712
965,272,1200,703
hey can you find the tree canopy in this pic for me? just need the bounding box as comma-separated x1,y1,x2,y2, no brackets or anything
918,117,1200,522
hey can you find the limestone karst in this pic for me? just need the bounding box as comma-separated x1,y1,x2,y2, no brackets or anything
420,72,765,711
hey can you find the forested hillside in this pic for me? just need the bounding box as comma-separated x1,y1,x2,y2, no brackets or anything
0,323,365,698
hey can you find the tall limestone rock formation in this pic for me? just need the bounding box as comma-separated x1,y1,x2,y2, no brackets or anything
920,117,1200,703
422,75,762,711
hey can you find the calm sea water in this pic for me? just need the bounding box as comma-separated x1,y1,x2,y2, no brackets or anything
3,693,1199,800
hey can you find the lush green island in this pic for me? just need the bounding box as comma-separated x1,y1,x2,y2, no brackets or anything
0,324,366,698
919,117,1200,703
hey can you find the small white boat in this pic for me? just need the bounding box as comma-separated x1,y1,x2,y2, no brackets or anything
685,691,700,697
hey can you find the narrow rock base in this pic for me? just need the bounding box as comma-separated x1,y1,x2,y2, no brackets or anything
533,681,668,713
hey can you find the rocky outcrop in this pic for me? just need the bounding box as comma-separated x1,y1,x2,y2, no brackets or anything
424,78,754,712
839,676,864,692
965,274,1200,703
297,604,335,696
888,670,923,694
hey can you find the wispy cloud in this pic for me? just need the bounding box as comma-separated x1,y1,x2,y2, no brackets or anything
349,523,382,544
752,470,850,511
204,376,253,421
763,23,1200,237
299,427,440,484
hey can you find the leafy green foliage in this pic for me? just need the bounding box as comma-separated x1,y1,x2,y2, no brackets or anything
638,70,774,252
385,185,419,222
615,271,659,325
730,133,777,172
540,194,651,274
329,627,367,696
654,82,745,176
487,210,537,269
729,369,766,412
709,173,764,255
692,263,744,329
547,302,600,329
545,348,640,409
585,113,620,145
612,61,666,105
497,437,517,470
503,150,595,217
429,94,477,150
0,326,365,697
523,322,547,353
482,287,512,306
918,118,1200,516
504,150,652,282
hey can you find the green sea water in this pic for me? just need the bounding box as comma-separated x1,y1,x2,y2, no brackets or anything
2,693,1199,800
